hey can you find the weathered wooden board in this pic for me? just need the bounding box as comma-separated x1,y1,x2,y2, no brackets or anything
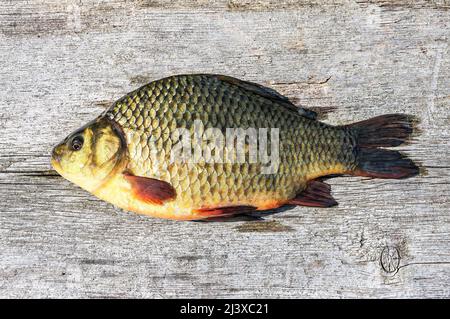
0,0,449,298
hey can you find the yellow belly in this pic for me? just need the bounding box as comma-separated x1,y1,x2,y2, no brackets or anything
92,173,197,220
92,173,296,220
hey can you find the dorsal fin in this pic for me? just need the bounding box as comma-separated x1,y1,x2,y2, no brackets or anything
207,74,317,120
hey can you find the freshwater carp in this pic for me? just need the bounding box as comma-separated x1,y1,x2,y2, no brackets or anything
51,74,419,220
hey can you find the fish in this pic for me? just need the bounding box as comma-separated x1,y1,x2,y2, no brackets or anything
51,74,419,220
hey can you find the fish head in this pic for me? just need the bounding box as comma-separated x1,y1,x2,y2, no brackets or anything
51,117,127,193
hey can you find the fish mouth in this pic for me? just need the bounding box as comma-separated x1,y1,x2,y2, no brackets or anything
50,156,60,171
50,156,63,176
50,145,63,174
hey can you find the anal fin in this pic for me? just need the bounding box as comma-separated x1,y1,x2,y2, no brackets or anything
288,180,338,207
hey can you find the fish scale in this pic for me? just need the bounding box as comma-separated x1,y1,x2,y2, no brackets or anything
104,74,355,208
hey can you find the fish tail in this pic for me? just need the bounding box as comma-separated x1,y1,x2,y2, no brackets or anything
348,114,420,179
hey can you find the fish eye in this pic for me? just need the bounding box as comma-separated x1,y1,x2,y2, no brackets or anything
70,136,84,151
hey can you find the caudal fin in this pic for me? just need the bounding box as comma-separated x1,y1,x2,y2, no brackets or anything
349,114,417,147
348,114,419,179
354,148,419,179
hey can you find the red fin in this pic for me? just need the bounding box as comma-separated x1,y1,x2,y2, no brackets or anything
123,173,176,205
354,148,419,179
194,205,257,217
346,114,419,179
347,114,418,147
288,180,338,207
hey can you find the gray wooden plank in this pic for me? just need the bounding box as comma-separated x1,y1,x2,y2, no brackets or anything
0,0,449,298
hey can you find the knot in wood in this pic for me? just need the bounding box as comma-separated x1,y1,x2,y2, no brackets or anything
380,246,400,273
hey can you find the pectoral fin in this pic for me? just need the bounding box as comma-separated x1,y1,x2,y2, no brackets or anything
123,173,176,205
288,180,338,207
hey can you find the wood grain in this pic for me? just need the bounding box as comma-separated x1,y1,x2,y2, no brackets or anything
0,0,449,298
